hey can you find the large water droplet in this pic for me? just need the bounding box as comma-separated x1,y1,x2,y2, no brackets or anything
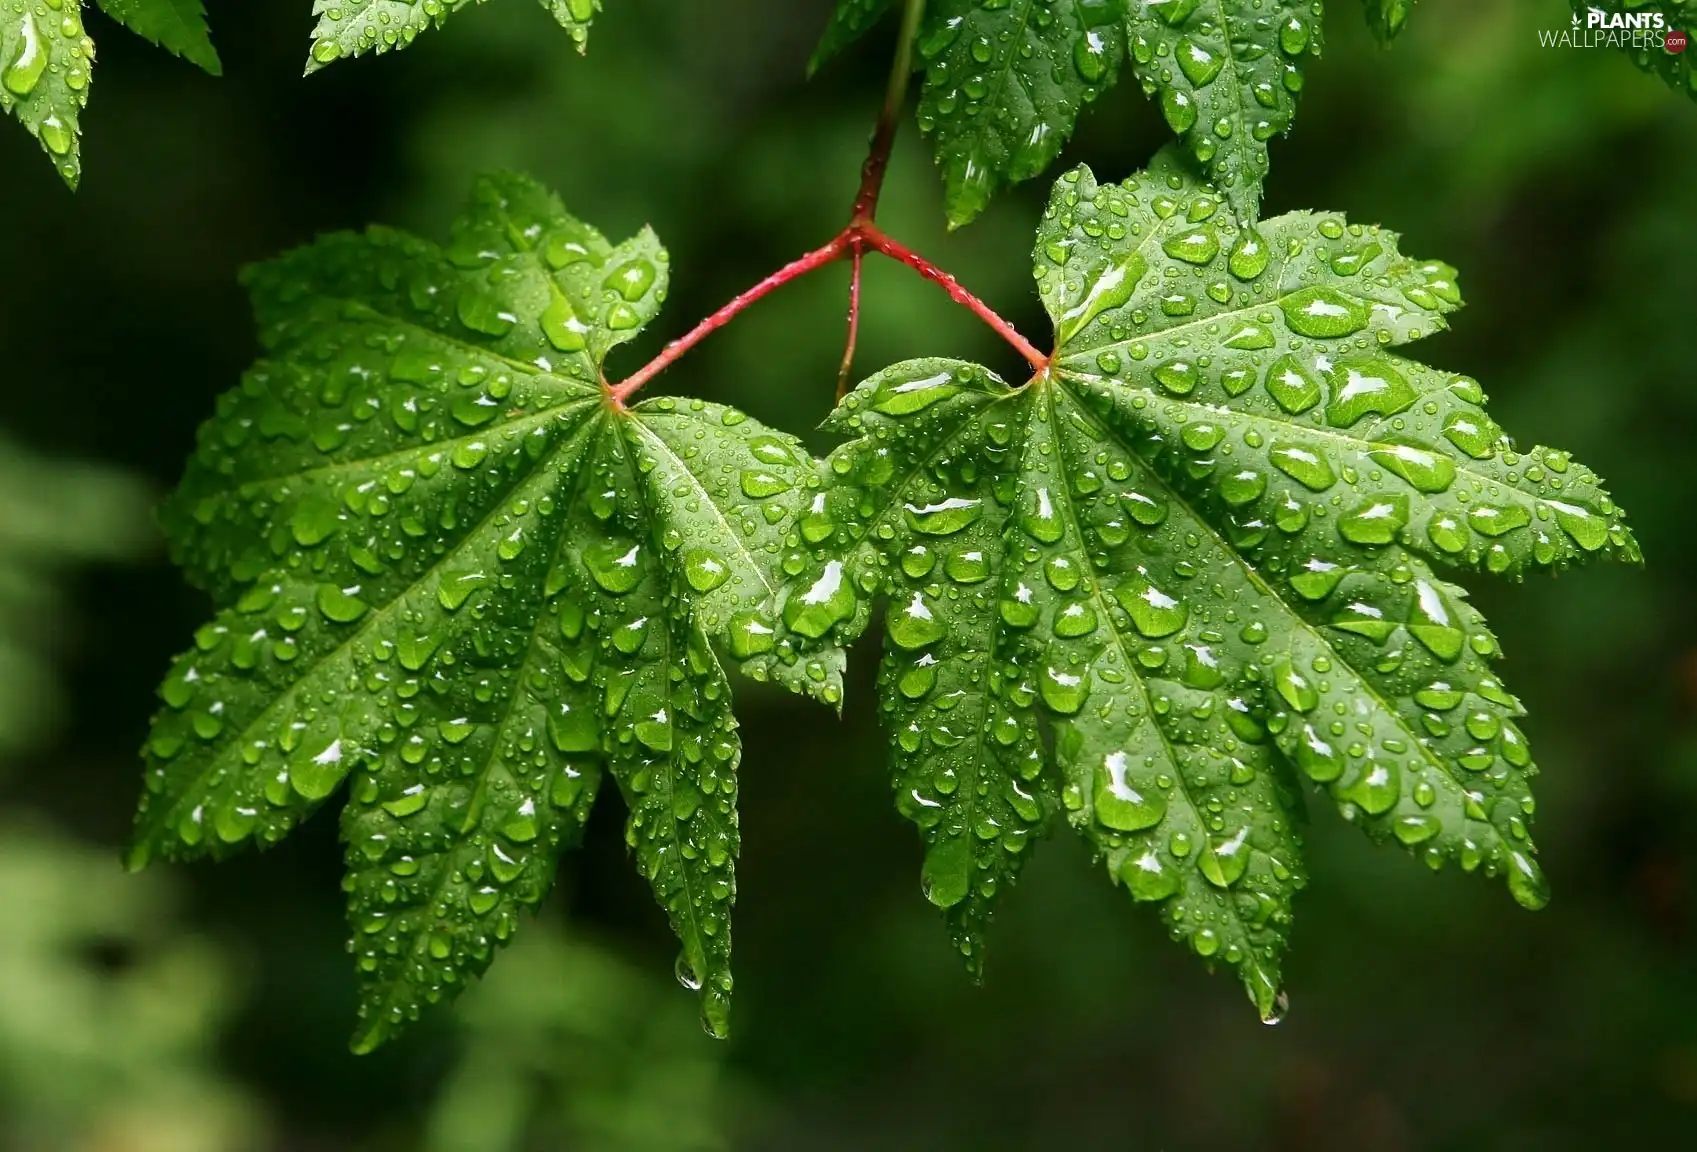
1114,573,1188,637
1095,750,1166,831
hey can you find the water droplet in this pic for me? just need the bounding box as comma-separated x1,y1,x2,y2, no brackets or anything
1325,358,1416,427
1199,827,1250,888
1095,750,1166,831
1280,287,1368,339
540,294,589,352
783,560,856,639
1371,442,1456,493
1546,500,1608,551
1039,664,1090,714
1338,495,1409,546
1507,850,1550,910
1162,227,1220,266
1263,356,1321,414
1269,656,1318,713
1229,229,1270,280
1018,487,1064,544
1114,573,1188,637
316,583,368,623
904,497,983,536
1269,443,1336,491
584,541,644,594
888,592,945,650
1119,847,1179,901
2,12,47,97
921,837,970,908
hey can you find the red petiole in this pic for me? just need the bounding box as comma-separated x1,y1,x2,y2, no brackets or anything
606,218,1047,405
607,0,1044,407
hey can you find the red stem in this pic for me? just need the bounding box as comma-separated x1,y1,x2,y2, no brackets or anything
857,222,1048,371
609,222,1047,402
836,243,865,400
608,235,849,403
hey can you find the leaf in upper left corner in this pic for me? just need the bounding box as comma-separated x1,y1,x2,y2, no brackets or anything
98,0,223,75
308,0,609,71
1,1,96,187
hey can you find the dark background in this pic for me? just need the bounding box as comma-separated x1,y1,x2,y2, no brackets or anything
1,1,1694,1148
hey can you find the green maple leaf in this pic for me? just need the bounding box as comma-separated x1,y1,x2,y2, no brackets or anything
754,149,1639,1012
130,173,838,1050
97,0,222,74
308,0,606,71
2,0,96,187
1573,2,1697,99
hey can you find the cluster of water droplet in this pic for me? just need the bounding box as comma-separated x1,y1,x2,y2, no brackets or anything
1,0,93,183
1038,160,1637,579
1126,0,1322,212
308,0,602,69
913,0,1128,223
139,176,841,1043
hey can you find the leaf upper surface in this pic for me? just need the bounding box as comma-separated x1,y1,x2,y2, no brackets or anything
2,0,94,187
759,149,1638,1013
1125,0,1320,220
915,0,1127,227
308,0,605,71
135,173,829,1048
97,0,222,75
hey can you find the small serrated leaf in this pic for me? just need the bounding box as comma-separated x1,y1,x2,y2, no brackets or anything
132,173,836,1047
98,0,223,75
307,0,610,71
1,1,94,187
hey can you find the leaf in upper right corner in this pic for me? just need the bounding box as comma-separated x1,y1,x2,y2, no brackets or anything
1570,2,1697,99
1125,0,1322,221
98,0,222,74
916,0,1128,228
307,0,607,71
1,1,95,187
1360,0,1415,45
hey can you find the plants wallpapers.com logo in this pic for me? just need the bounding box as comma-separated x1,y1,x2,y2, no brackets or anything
1540,7,1688,53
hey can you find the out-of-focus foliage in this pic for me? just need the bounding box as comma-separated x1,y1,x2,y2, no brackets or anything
0,822,265,1152
426,926,740,1152
0,440,152,757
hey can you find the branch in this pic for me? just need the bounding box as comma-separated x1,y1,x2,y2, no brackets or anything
607,236,850,404
836,244,865,400
851,0,926,223
859,222,1048,372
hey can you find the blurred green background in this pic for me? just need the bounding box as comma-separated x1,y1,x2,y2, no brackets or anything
1,1,1694,1148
